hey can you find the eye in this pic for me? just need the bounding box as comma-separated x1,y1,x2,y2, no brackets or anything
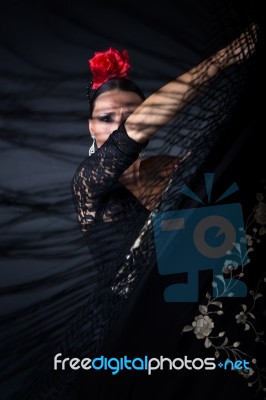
97,114,114,123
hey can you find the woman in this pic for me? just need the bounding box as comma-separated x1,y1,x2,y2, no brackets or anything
72,26,257,288
71,25,258,400
70,26,256,398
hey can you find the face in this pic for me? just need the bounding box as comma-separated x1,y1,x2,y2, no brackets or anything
89,89,143,147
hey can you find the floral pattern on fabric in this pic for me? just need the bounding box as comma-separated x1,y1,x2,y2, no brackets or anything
182,181,266,395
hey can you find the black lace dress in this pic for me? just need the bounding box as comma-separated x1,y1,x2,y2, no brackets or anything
71,123,150,355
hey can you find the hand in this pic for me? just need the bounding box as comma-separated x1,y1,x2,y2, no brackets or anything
215,23,258,69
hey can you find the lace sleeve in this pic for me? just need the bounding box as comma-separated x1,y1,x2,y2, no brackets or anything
72,123,147,235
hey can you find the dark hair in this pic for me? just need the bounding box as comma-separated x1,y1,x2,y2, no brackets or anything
88,78,145,118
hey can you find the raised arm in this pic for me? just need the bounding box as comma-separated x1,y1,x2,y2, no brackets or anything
125,24,257,144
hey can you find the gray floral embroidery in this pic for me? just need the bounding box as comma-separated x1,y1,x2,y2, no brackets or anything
192,314,215,339
254,195,266,226
182,184,266,395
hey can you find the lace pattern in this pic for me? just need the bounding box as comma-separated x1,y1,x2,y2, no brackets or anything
71,123,148,235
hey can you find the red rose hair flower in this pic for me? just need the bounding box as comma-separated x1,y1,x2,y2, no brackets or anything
88,47,131,90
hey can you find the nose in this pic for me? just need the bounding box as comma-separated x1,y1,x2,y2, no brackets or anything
111,113,128,132
117,113,128,126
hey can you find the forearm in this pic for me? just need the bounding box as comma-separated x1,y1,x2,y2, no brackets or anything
125,53,221,143
126,22,257,143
